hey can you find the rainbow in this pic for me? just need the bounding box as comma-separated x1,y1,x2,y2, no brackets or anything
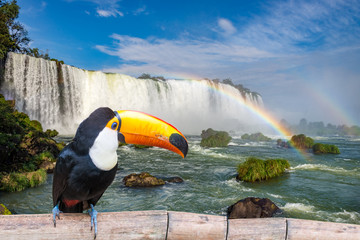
304,84,356,127
186,79,293,137
183,79,315,160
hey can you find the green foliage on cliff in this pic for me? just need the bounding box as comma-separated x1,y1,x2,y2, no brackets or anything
200,128,232,147
312,143,340,154
290,134,314,149
241,132,271,141
0,94,63,191
0,169,47,192
236,157,290,182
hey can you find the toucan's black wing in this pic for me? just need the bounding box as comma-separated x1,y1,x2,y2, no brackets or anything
52,144,75,207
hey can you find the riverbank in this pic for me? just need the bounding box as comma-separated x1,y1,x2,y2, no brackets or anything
0,211,359,239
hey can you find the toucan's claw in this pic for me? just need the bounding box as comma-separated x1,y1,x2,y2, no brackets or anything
88,204,98,239
52,203,62,227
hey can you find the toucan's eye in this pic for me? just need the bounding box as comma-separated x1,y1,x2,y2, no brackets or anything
111,122,118,130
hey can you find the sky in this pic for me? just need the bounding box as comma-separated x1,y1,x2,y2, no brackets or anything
17,0,360,126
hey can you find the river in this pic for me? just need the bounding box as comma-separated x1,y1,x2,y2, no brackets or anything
0,135,359,224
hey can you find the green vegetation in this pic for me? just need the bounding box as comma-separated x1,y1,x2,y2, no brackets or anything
313,143,340,154
290,134,314,149
241,132,271,141
236,157,290,182
0,94,63,191
200,128,232,147
138,73,166,81
279,133,341,154
0,0,62,68
0,0,30,58
0,203,11,215
0,169,47,192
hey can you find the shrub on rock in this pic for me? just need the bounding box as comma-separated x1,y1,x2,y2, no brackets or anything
236,157,290,182
290,134,314,149
313,143,340,154
241,132,271,141
200,128,232,147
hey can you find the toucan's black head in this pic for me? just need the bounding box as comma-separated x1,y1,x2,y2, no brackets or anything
72,107,115,154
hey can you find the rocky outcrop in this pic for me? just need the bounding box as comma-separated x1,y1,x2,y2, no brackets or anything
200,128,232,147
236,157,290,182
164,177,184,183
123,173,184,187
123,172,165,187
227,197,280,219
241,132,271,141
0,94,63,192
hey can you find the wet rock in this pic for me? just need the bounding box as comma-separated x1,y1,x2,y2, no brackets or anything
123,172,165,187
164,177,184,183
227,197,280,219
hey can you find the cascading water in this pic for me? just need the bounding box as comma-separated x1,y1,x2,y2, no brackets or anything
1,52,264,134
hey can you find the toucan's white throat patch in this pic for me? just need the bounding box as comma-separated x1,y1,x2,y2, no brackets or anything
89,127,118,171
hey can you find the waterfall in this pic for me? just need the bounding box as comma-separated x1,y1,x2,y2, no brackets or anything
1,52,264,134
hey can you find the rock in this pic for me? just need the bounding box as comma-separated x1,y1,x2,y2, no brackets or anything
241,132,271,141
164,177,184,183
200,128,232,147
39,161,56,173
227,197,280,219
0,204,11,215
123,172,165,187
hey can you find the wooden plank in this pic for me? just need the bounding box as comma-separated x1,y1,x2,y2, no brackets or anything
0,210,168,240
167,211,227,240
227,218,287,240
286,218,360,240
1,211,360,240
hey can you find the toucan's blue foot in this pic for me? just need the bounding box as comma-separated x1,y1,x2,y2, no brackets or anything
88,204,98,239
52,202,62,227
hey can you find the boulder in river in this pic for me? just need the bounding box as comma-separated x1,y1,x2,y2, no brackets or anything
227,197,280,219
123,172,165,187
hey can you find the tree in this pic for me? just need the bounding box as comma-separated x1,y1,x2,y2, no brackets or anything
222,78,234,86
0,0,30,58
27,47,50,60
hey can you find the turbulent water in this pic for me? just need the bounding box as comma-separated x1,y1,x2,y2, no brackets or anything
2,52,263,134
0,136,359,224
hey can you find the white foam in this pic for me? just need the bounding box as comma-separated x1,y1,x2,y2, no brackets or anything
225,179,255,192
282,203,360,223
267,193,284,199
282,203,315,212
291,164,359,175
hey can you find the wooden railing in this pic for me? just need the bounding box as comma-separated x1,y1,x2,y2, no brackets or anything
0,210,359,239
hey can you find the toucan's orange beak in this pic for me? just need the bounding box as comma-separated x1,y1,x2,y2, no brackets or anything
114,110,188,158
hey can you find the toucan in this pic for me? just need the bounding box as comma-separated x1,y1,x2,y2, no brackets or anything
52,107,188,239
